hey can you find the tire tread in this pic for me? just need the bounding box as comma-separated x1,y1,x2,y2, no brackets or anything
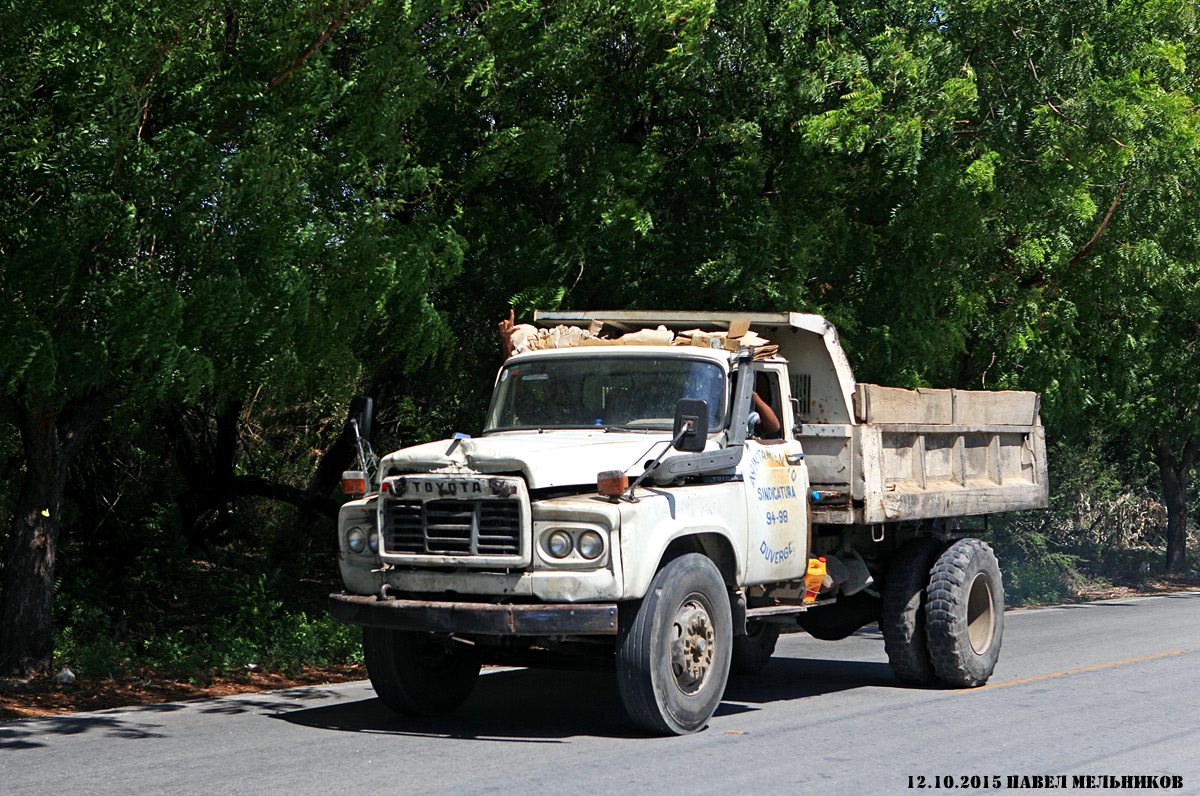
616,553,732,735
880,537,947,684
926,538,1003,687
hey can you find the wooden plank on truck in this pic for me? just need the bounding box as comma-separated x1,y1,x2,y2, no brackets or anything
855,384,1040,427
854,385,953,424
952,390,1040,426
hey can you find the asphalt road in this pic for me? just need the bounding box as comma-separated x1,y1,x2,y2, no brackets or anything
4,591,1199,796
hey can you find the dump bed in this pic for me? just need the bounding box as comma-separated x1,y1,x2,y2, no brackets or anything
533,310,1049,524
804,384,1047,525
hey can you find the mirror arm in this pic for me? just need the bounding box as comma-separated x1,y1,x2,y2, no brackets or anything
622,422,693,499
643,348,756,488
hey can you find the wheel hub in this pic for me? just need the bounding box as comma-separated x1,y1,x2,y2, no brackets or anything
966,572,995,654
670,599,715,694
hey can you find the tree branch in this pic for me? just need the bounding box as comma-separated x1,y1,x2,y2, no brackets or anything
268,0,371,90
209,0,373,143
229,475,340,519
1068,181,1125,268
1181,435,1200,483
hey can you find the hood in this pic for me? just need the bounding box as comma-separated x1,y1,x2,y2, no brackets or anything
379,430,709,490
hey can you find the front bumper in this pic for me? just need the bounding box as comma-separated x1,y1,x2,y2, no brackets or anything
328,593,619,635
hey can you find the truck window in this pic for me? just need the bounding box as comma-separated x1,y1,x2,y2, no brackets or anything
754,371,784,439
485,357,726,432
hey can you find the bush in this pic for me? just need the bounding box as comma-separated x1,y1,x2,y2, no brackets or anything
52,525,360,680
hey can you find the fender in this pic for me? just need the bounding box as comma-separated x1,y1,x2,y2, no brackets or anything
615,482,746,600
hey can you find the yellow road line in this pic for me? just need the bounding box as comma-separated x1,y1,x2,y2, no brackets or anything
963,649,1192,692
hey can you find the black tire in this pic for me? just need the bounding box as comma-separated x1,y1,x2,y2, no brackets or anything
730,621,780,675
616,553,733,735
926,538,1004,687
363,627,481,716
880,537,947,685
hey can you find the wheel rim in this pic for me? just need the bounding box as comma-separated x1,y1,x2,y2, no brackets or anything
670,597,715,695
966,572,995,654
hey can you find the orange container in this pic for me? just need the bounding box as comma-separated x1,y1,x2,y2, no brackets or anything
804,557,827,602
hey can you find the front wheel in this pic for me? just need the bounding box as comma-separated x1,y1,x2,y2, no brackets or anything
617,554,733,735
363,627,481,716
926,538,1004,687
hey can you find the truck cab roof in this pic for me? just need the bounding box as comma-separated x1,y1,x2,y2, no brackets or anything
505,343,736,366
533,310,857,425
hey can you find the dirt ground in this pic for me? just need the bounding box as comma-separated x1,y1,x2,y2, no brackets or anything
0,664,367,721
4,578,1198,721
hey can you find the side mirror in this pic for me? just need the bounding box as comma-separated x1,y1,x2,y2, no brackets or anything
673,398,709,453
348,396,374,441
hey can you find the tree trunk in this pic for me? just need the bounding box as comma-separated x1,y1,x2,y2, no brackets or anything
1154,433,1198,574
306,413,361,500
0,395,112,676
163,400,243,547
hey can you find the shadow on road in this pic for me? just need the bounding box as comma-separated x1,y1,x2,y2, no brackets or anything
273,668,638,742
0,686,345,750
1,637,906,747
0,713,168,750
722,656,897,710
275,651,900,741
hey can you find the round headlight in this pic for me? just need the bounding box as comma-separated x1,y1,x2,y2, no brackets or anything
346,527,367,554
367,530,379,554
577,530,604,560
546,530,573,559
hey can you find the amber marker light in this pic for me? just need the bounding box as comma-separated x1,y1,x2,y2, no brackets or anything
597,470,629,497
341,470,367,496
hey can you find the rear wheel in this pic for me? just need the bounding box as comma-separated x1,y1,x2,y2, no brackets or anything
617,554,733,735
363,627,481,716
926,538,1004,687
880,537,946,685
730,621,780,675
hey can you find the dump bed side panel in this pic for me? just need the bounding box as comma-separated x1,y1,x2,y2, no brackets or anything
806,385,1048,524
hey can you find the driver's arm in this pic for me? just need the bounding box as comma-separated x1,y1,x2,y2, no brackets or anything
752,392,781,436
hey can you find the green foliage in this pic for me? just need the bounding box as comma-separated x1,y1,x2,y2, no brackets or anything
1,0,465,411
53,517,362,679
1001,555,1081,607
55,600,362,679
11,0,1200,677
989,428,1196,605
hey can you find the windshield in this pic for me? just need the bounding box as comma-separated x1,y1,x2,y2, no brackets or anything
484,356,726,432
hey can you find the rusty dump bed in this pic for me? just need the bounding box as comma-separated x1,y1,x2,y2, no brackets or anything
534,310,1049,525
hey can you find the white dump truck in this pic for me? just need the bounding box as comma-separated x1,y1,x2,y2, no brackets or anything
329,311,1048,734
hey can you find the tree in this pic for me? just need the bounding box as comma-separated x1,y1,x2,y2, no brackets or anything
382,2,1200,578
799,0,1200,568
0,0,460,675
941,0,1200,571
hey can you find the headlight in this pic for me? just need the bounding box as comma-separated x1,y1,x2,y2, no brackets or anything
546,530,573,559
367,530,379,554
577,530,604,560
346,526,367,554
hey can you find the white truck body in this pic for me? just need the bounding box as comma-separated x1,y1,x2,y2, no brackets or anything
330,311,1048,733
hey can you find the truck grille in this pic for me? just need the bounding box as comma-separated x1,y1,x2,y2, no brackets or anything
383,498,522,556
